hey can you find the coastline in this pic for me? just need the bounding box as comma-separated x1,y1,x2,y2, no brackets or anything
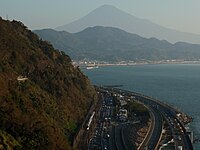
82,64,200,148
74,60,200,68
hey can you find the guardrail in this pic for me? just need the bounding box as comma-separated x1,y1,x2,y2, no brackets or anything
137,104,155,150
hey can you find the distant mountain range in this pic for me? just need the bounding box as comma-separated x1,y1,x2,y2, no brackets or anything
34,26,200,62
55,5,200,44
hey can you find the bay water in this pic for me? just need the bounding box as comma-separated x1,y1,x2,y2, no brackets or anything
82,64,200,149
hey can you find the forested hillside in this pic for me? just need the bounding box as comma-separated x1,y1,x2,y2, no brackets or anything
0,18,96,149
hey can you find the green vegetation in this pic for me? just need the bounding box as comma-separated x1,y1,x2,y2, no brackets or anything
35,27,200,62
127,101,149,116
0,130,21,150
0,18,97,149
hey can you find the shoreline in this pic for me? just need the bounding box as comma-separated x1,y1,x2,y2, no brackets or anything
76,60,200,68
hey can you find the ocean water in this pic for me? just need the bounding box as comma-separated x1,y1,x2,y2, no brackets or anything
82,64,200,149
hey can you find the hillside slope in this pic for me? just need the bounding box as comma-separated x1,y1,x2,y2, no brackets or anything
0,18,96,149
35,26,200,62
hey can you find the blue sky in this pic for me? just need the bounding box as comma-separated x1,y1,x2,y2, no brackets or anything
1,0,200,34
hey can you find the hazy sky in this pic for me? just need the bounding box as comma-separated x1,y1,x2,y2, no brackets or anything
1,0,200,34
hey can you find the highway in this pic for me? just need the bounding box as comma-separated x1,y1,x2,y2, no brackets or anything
89,87,193,150
89,90,132,150
115,88,194,150
141,97,193,150
88,91,113,150
126,94,163,150
112,124,128,150
106,88,163,150
137,103,163,150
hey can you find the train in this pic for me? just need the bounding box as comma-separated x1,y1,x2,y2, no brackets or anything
86,111,95,130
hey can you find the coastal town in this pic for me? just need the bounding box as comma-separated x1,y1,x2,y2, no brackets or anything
72,59,200,70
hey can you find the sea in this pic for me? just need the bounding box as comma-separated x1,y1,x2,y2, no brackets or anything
82,64,200,149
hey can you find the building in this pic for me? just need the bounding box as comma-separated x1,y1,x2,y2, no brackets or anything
119,109,128,121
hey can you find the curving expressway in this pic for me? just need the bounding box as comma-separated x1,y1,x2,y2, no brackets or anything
108,88,194,150
130,91,194,150
137,97,163,150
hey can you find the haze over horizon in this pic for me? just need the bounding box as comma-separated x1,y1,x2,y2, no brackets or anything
0,1,198,150
1,0,200,35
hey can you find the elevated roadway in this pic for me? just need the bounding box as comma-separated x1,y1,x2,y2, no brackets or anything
137,102,163,150
121,88,193,150
103,87,193,150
